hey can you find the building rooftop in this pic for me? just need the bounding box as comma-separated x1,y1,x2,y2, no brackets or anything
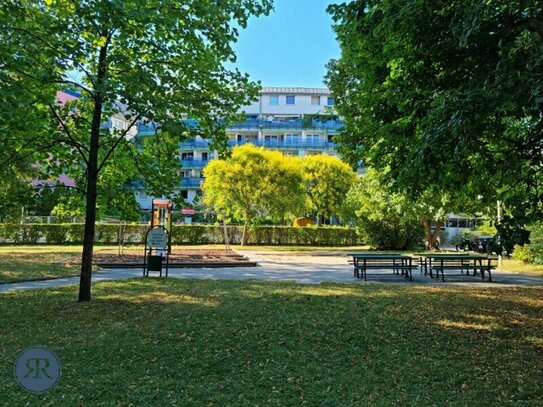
260,87,331,95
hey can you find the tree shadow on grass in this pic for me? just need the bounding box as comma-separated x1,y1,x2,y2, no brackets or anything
1,279,542,406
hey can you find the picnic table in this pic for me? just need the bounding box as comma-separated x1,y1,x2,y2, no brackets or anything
347,253,416,281
418,253,497,282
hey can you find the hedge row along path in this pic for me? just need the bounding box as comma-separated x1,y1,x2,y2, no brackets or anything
2,251,543,293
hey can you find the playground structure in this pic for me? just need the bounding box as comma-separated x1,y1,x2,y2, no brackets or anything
151,198,173,253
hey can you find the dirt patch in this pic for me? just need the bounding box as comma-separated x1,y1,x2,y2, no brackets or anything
63,249,256,267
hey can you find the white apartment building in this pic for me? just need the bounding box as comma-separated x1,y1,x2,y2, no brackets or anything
135,87,343,209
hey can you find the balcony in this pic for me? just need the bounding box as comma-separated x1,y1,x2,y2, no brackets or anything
139,117,344,137
137,123,158,136
180,177,203,188
224,118,344,131
179,138,336,151
233,139,335,150
179,140,210,150
180,159,209,168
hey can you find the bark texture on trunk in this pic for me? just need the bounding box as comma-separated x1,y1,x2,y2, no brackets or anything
78,106,101,302
423,219,443,250
78,42,108,302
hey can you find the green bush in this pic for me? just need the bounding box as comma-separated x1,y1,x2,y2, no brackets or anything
356,218,423,250
512,222,543,264
41,224,69,244
0,223,361,246
341,169,424,250
512,244,533,263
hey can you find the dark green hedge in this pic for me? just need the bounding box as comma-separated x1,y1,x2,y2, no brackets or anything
0,224,361,246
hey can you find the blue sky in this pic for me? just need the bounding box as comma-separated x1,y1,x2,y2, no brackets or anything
232,0,341,88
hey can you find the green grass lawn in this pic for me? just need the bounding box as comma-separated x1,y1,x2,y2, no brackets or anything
1,279,542,405
0,246,83,284
499,258,543,275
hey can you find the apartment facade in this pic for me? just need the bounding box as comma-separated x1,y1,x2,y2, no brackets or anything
135,87,343,209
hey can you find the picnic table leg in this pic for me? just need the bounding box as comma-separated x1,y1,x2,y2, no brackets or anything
409,258,413,281
425,258,429,276
487,259,492,282
354,257,361,278
441,259,445,282
363,259,367,281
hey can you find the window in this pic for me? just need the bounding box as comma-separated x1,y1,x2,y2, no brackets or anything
111,118,127,130
264,135,279,145
285,134,300,144
286,95,295,105
201,152,208,161
180,190,188,199
306,134,322,144
311,96,320,105
181,152,193,160
327,97,335,106
269,95,279,105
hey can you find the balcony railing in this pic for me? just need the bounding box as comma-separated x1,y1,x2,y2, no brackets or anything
179,139,336,150
223,118,344,131
180,159,209,168
138,118,343,136
180,178,203,187
180,140,210,149
137,123,158,135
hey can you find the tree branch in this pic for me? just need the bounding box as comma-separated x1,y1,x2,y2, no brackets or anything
97,113,142,174
48,104,89,165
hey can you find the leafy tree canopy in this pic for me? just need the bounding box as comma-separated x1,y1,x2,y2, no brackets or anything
327,0,543,224
0,0,273,300
301,154,357,223
202,144,306,245
341,168,423,250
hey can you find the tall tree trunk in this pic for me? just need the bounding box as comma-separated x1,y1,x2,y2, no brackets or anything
423,219,443,251
241,223,248,246
78,104,101,302
423,219,432,250
78,42,108,302
431,221,443,249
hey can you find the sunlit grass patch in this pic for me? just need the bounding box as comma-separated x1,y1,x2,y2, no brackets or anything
500,258,543,275
1,279,542,405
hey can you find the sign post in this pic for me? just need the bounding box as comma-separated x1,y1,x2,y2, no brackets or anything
143,226,170,277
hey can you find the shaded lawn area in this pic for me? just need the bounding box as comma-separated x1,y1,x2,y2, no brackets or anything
1,279,542,405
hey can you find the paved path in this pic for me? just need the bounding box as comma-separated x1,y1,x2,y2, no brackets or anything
1,251,543,293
